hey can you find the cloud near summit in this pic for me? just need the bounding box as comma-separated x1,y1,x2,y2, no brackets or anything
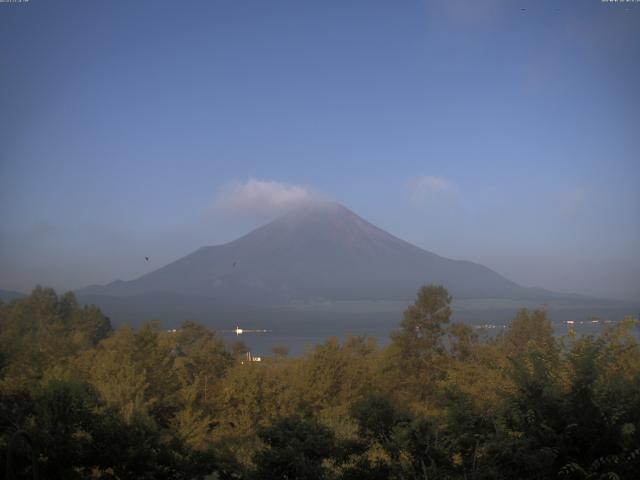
212,179,318,216
407,175,455,205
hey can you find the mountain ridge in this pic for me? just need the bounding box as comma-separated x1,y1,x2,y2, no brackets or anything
0,289,27,302
77,202,585,303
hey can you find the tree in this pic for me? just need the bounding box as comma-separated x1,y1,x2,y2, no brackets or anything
0,288,111,391
252,415,337,480
350,393,404,449
231,340,249,359
503,308,555,356
349,393,452,480
391,284,452,359
447,322,478,361
271,345,290,358
388,284,452,403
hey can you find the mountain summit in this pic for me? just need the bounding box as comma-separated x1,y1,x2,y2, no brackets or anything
79,202,560,305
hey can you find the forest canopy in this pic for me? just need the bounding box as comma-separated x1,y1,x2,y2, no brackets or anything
1,286,639,479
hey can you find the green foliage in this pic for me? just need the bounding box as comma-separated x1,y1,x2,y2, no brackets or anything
447,321,478,361
271,345,290,358
503,308,556,356
0,287,112,391
1,379,229,479
392,284,452,360
1,285,639,479
350,393,403,446
388,284,453,405
252,415,338,480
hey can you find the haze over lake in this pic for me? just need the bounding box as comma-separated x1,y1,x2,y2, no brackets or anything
67,202,638,355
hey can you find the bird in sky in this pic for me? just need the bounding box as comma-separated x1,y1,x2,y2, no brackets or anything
233,261,237,267
145,256,149,262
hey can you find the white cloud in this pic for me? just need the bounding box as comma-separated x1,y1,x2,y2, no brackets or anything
414,175,452,192
407,175,455,204
212,178,317,216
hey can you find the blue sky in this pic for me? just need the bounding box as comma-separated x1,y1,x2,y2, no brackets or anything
1,0,639,300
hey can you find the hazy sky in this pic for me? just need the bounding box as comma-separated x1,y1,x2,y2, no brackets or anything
1,0,639,300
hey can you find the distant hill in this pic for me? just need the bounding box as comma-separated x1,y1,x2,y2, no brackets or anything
78,202,589,310
0,289,26,302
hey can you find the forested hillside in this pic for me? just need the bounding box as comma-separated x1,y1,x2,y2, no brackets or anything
1,286,639,479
